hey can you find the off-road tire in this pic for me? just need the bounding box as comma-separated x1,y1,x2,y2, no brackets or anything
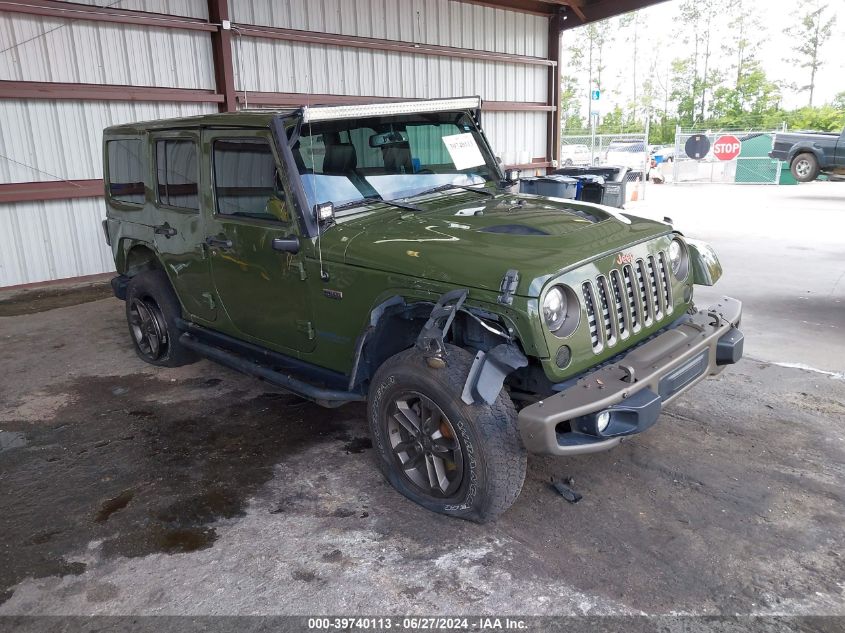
368,344,526,523
125,269,196,367
791,152,820,182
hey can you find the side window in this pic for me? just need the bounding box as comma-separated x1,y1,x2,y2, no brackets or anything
106,139,145,205
156,139,198,210
213,138,288,222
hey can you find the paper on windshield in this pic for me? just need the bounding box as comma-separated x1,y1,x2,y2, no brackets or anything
442,133,485,170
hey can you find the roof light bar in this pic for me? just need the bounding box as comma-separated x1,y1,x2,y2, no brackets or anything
301,97,482,123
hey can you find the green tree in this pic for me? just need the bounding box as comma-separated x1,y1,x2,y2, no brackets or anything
786,0,837,106
709,61,781,128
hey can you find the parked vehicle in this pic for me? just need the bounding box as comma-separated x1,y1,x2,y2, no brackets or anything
603,140,648,172
652,146,677,163
560,143,593,166
769,127,845,182
103,97,743,522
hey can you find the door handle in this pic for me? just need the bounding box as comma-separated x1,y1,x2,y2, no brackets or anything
154,223,177,238
205,236,233,250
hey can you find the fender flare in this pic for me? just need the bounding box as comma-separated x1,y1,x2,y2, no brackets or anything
788,144,825,167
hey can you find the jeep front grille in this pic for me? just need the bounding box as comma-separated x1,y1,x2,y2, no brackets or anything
583,252,673,354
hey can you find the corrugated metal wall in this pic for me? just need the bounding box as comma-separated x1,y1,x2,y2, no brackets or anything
0,0,549,287
230,0,549,165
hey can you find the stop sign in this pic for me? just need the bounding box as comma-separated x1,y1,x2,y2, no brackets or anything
713,135,741,161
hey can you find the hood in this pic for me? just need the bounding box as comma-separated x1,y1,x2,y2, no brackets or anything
323,191,670,297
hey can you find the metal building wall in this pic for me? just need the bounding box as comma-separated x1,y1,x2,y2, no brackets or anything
0,0,552,288
229,0,550,166
0,5,217,287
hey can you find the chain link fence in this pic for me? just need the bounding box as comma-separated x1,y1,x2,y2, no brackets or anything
560,131,650,201
666,127,785,185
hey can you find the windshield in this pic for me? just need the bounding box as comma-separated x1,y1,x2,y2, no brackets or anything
291,112,499,211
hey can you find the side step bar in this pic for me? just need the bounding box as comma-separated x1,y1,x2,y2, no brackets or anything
179,333,366,408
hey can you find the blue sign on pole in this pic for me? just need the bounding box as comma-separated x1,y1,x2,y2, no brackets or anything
591,89,601,100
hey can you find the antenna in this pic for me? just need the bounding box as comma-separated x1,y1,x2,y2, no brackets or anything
304,75,329,282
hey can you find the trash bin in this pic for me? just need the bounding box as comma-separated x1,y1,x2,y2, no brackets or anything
519,174,579,199
550,166,629,208
573,174,605,204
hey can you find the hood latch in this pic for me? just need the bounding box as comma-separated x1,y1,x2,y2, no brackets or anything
497,269,520,306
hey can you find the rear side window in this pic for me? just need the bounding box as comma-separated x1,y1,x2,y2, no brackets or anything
213,138,287,222
106,139,145,205
156,140,198,210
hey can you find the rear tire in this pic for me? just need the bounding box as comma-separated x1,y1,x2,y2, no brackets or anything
368,344,526,523
791,152,820,182
125,270,197,367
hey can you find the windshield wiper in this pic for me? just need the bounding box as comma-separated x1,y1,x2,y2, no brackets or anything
333,195,422,213
404,183,495,200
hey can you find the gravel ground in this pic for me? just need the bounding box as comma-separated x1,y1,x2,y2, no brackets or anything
0,185,843,618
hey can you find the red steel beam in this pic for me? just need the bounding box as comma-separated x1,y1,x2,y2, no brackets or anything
237,92,554,112
233,23,556,67
208,0,237,112
547,9,563,166
0,180,103,204
0,81,224,103
0,0,217,31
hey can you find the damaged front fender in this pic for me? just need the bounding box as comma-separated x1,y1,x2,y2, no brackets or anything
461,343,528,406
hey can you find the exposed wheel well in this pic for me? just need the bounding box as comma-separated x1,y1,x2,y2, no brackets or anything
122,243,161,277
351,297,520,393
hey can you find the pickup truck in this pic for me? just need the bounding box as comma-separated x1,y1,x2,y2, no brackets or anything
769,127,845,182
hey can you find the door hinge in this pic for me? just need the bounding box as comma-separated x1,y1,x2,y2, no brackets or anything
298,260,307,281
296,319,315,340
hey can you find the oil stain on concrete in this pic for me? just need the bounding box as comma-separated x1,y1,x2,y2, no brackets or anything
0,372,359,604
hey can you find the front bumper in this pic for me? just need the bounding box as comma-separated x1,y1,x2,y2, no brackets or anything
518,297,743,456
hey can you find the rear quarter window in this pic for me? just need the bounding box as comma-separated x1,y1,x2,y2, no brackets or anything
106,139,146,205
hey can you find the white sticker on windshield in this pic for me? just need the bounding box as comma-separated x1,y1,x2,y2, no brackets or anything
442,133,485,170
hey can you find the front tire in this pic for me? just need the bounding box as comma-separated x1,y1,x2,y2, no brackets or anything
368,345,526,523
125,270,197,367
791,152,820,182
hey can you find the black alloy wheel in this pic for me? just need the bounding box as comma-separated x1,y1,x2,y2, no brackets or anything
386,392,464,497
128,296,169,361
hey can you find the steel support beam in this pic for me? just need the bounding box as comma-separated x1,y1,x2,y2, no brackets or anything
234,24,556,67
547,9,564,166
0,180,103,204
0,0,216,31
0,81,224,103
236,92,553,112
208,0,237,113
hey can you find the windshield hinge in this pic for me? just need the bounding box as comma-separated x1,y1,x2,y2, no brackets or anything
497,269,520,306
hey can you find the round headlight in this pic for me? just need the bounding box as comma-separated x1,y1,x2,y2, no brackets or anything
543,286,567,332
669,238,688,278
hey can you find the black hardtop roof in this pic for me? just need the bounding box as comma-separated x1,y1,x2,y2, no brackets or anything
104,109,298,135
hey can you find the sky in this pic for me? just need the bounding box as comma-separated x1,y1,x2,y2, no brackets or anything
560,0,845,117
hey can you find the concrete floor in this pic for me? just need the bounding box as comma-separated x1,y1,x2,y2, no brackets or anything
0,184,843,617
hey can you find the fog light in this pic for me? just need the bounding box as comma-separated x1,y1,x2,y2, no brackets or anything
555,345,571,368
596,411,611,433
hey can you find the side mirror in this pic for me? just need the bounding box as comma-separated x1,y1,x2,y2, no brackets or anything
314,201,335,224
504,168,521,183
272,235,300,254
496,156,503,165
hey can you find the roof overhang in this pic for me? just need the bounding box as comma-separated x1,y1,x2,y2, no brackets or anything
454,0,670,28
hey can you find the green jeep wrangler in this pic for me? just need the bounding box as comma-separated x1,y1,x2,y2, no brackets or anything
103,97,743,522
